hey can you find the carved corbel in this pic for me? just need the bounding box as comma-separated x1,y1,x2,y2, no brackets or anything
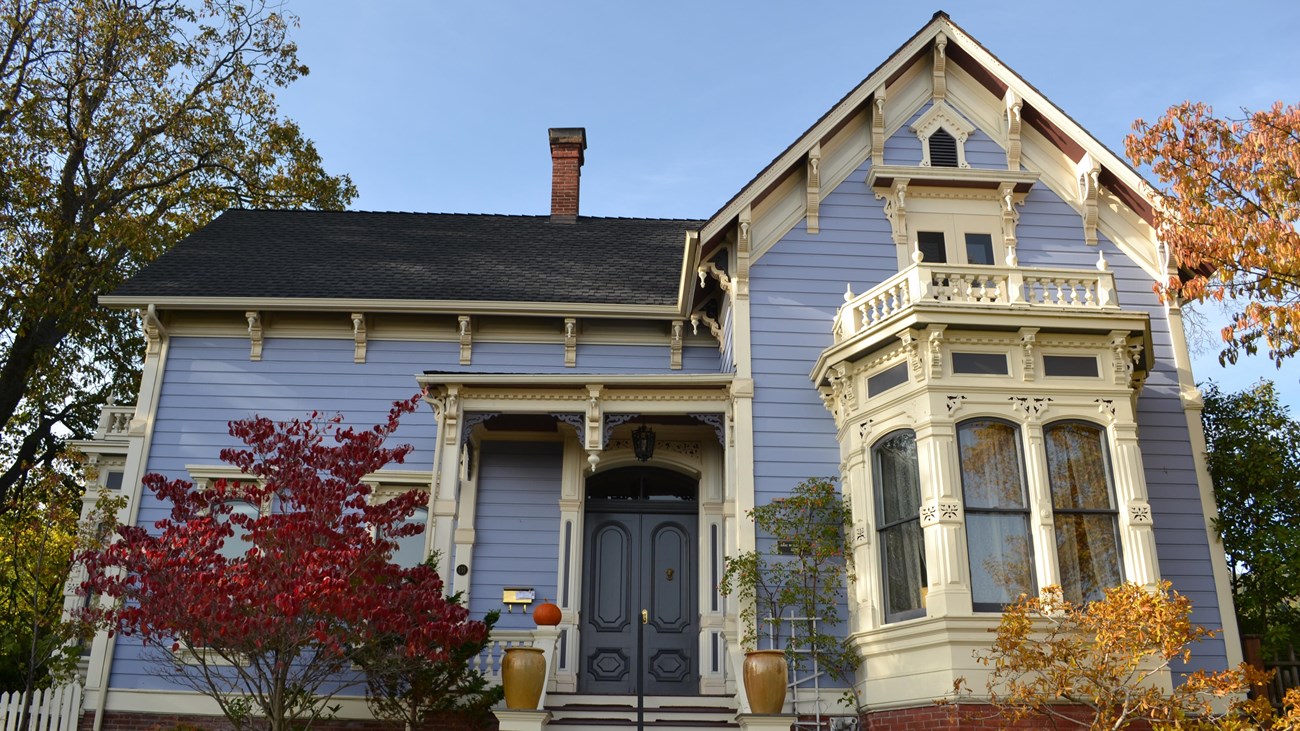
441,386,462,446
1018,327,1038,382
926,325,946,380
735,207,752,286
140,304,166,358
830,362,857,412
458,315,472,365
584,385,603,472
245,311,263,361
932,32,948,101
898,330,923,375
352,313,367,363
1004,89,1023,171
1110,331,1143,387
669,320,684,370
690,312,723,352
1077,153,1102,246
806,143,821,234
999,182,1025,266
871,86,887,168
697,261,732,292
876,178,910,250
564,318,578,368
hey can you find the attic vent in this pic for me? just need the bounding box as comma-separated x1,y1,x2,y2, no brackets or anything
928,128,959,167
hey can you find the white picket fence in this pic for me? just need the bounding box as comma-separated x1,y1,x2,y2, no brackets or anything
0,685,82,731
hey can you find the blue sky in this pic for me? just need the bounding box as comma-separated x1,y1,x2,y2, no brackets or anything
273,1,1300,409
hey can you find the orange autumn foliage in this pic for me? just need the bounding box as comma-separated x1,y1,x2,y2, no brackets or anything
968,582,1272,730
1126,101,1300,366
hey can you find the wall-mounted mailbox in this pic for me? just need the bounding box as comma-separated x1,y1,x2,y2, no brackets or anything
502,587,535,612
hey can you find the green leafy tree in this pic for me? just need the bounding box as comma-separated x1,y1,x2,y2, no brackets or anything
1202,380,1300,651
1,463,121,721
718,477,858,687
0,0,356,508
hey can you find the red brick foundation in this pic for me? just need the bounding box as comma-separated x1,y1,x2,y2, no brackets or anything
860,703,1154,730
81,711,496,731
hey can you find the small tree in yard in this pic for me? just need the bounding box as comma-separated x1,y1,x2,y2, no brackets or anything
80,395,491,731
357,588,502,729
965,581,1270,730
718,477,859,691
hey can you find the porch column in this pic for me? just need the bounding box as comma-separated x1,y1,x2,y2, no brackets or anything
428,385,463,580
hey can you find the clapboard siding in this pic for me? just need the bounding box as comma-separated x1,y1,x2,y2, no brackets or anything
1014,182,1227,674
750,155,895,510
468,441,563,629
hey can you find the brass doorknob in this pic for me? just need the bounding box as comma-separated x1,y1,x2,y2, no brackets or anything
641,609,648,624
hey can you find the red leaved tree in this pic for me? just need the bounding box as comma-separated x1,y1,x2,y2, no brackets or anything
80,395,488,731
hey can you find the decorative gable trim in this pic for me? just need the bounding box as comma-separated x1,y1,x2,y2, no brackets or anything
700,12,1164,281
910,101,976,168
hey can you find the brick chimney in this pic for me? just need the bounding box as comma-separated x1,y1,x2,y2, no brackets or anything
549,128,586,223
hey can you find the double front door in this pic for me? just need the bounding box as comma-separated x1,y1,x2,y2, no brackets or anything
579,508,697,695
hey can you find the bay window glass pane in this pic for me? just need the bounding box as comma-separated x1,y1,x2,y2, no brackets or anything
959,420,1035,609
1054,514,1122,604
391,507,429,568
959,421,1027,510
875,431,926,622
1046,422,1122,604
967,513,1035,605
883,522,925,618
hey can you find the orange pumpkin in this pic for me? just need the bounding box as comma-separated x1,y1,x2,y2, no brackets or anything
533,600,561,626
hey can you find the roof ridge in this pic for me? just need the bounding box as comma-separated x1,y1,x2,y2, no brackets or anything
223,208,704,223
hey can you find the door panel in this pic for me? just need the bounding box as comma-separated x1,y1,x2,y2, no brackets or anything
580,510,696,695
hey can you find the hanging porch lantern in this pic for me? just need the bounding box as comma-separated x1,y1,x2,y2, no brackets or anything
632,423,656,462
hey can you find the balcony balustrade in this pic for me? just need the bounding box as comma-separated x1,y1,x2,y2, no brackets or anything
833,261,1120,345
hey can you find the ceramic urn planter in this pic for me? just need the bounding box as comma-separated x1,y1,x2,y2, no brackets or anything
742,649,788,714
501,646,546,709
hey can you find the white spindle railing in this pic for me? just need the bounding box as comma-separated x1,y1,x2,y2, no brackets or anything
95,406,135,439
470,629,536,683
471,627,561,698
834,262,1118,343
0,685,82,731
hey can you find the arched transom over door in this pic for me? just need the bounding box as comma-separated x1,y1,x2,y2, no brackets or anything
580,467,698,696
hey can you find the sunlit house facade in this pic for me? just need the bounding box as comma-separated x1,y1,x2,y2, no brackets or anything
76,13,1238,731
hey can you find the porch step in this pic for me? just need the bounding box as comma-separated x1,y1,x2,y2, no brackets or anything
544,693,739,730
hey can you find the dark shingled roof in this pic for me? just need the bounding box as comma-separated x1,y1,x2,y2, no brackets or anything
111,210,703,306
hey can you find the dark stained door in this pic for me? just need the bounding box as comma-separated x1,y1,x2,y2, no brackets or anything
580,509,696,695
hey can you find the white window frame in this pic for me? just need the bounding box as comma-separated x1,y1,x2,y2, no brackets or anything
908,209,1004,267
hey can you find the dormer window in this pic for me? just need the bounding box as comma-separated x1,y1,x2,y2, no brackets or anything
911,101,976,169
